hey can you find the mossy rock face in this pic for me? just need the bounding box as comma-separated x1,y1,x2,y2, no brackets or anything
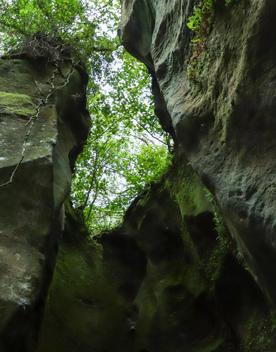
0,91,36,118
0,56,90,352
34,0,276,348
121,0,276,308
36,211,138,352
37,158,273,352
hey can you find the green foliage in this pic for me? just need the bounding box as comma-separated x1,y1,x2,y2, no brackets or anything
0,0,171,235
72,49,171,235
186,0,236,84
0,1,86,59
186,0,215,85
187,0,237,41
187,0,215,42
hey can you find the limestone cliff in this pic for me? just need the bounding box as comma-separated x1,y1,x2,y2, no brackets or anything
0,53,90,351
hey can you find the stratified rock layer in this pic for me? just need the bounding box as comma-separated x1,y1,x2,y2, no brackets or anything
0,56,90,351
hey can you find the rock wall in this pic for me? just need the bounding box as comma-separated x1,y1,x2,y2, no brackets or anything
36,155,276,352
0,54,90,351
6,1,276,351
121,0,276,306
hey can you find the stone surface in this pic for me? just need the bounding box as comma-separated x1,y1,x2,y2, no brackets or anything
8,1,276,350
0,57,90,351
37,157,276,351
121,0,276,305
36,204,146,352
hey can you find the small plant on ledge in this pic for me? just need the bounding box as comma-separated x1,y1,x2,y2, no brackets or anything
186,0,237,84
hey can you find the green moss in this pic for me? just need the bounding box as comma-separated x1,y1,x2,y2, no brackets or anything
38,157,242,352
187,0,215,39
241,312,276,352
0,91,36,118
165,162,211,218
37,237,132,352
200,190,232,283
190,336,224,352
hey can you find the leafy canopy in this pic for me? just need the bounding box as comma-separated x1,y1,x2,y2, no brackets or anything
0,0,172,234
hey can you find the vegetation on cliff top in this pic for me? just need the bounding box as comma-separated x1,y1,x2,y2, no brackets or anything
0,0,171,234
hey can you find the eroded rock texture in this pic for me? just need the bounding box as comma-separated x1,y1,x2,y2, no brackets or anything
14,1,276,351
0,55,90,351
121,0,276,306
37,157,276,352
